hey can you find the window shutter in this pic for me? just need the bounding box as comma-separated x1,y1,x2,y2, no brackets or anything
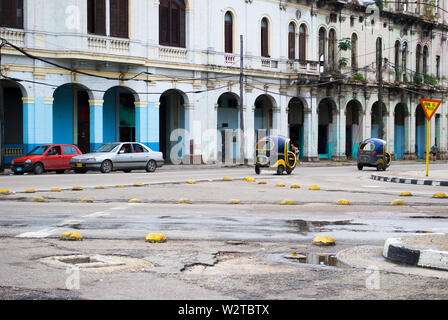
110,0,128,38
288,31,295,60
119,0,129,38
110,0,119,37
159,2,169,45
299,28,306,60
0,0,22,28
225,20,233,53
261,26,268,57
95,0,106,35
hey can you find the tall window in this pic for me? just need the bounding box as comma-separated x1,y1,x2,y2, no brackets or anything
351,33,358,70
261,18,269,57
318,27,326,70
416,44,422,74
402,42,408,80
288,23,296,60
299,24,307,60
328,29,336,70
396,0,402,10
224,12,233,54
160,0,186,47
88,0,106,35
436,55,440,80
0,0,23,29
110,0,128,38
394,40,400,80
422,45,428,75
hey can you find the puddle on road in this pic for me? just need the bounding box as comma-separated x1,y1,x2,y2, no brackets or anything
286,219,366,235
282,252,349,269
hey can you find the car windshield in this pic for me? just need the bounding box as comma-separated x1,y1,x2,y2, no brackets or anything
26,145,50,155
94,143,120,153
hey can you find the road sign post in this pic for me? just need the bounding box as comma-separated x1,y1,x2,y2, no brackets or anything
419,99,442,177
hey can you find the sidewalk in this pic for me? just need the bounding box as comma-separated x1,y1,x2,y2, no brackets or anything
383,234,448,271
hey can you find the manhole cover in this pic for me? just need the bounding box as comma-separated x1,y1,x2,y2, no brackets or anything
40,254,153,273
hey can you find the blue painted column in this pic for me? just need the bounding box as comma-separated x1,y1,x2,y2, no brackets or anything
22,97,36,154
22,97,53,154
89,99,104,151
148,102,160,151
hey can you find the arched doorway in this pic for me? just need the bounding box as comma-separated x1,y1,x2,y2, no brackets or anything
394,103,407,159
53,84,91,153
371,102,386,139
415,105,426,159
159,89,186,163
318,98,335,159
288,98,304,158
346,100,362,159
217,92,240,162
254,95,274,141
103,86,137,144
0,80,24,168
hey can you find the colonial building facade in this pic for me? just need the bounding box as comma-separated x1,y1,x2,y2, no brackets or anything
0,0,447,167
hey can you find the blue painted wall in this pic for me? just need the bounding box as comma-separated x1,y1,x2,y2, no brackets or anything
103,90,117,143
53,86,74,144
394,125,405,159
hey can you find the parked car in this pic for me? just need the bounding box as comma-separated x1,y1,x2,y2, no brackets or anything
70,142,164,173
11,144,83,175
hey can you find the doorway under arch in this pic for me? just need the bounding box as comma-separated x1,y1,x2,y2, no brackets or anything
288,97,304,158
346,100,363,159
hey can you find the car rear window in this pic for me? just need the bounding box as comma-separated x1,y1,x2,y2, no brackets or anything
360,143,375,151
63,146,79,155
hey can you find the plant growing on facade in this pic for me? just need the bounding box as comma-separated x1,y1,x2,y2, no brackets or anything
351,73,365,81
337,38,351,70
425,1,437,20
395,68,403,82
424,73,438,85
413,72,423,84
375,0,384,11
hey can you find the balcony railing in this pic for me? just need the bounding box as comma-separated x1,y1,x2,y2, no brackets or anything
0,29,25,46
87,36,130,54
158,47,187,62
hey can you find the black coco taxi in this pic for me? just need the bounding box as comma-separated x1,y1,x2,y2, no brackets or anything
357,138,391,171
255,135,298,175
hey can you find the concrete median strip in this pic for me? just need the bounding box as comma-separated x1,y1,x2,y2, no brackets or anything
383,234,448,271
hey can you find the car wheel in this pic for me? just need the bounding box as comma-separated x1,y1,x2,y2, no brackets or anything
357,163,363,171
277,165,284,175
123,169,132,173
56,170,65,174
33,163,44,175
376,163,383,171
255,165,260,175
100,160,113,173
74,168,87,174
146,160,157,173
286,167,292,175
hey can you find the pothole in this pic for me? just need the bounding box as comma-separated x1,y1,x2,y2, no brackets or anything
40,254,154,273
282,252,350,268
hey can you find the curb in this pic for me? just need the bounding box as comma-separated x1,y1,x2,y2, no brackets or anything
383,234,448,271
371,174,448,187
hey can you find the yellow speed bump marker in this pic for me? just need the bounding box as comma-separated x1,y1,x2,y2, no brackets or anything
223,177,232,181
115,184,124,188
336,199,350,205
80,198,94,203
280,199,295,205
433,192,448,198
95,186,105,189
72,186,83,191
133,183,144,187
24,189,36,193
0,190,11,195
400,192,413,196
31,197,45,202
313,235,335,246
50,187,61,192
290,184,301,189
309,185,320,190
145,233,167,243
228,199,241,204
128,198,142,203
258,181,267,184
178,198,192,204
187,180,196,184
390,199,405,205
276,183,285,187
244,177,255,182
60,231,82,241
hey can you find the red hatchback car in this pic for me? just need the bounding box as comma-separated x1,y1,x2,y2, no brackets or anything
11,144,83,175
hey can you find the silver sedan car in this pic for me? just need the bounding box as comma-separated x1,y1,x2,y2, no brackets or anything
70,142,164,173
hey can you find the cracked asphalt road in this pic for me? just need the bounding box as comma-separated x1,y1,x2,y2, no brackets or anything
1,164,448,300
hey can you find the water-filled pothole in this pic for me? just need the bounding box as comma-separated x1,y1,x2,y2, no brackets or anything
284,252,349,268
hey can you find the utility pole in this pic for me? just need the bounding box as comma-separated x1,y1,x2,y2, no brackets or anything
239,35,246,164
377,37,383,140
